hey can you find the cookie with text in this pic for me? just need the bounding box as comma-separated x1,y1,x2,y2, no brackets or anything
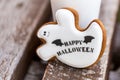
37,8,106,68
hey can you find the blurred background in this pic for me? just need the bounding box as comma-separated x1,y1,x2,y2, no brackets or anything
109,6,120,80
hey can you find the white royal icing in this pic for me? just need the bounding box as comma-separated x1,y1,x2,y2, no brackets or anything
37,9,104,68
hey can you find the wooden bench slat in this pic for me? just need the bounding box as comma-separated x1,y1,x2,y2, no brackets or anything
0,0,51,80
42,0,120,80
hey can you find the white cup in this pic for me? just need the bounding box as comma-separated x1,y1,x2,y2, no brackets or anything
50,0,101,28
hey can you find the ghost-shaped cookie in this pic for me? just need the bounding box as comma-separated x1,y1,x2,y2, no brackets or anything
37,8,106,68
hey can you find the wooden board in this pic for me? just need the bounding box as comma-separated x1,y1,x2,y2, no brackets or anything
0,0,51,80
42,0,120,80
24,61,47,80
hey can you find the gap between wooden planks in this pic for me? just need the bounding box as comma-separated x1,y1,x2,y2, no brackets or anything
0,0,51,80
42,0,120,80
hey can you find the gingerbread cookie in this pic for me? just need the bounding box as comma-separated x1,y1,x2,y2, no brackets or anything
37,8,106,68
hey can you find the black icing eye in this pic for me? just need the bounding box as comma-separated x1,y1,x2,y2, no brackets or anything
44,31,46,33
43,31,46,36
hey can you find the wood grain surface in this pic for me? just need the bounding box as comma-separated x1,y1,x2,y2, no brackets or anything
0,0,51,80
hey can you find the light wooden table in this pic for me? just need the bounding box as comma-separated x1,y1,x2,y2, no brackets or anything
0,0,50,80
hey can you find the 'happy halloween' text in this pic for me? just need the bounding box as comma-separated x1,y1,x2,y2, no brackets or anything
56,40,94,56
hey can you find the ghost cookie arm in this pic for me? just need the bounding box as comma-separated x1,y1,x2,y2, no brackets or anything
37,45,56,61
37,25,57,61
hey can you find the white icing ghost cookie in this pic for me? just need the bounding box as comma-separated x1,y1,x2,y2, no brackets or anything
37,8,106,68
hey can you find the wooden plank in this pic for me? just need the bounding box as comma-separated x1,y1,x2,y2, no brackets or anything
42,0,120,80
24,61,47,80
0,0,51,80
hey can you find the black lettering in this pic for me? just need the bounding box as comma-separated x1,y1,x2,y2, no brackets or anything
76,47,81,52
57,51,62,56
79,40,82,45
82,47,85,52
57,47,94,56
76,41,79,45
72,48,77,52
91,48,94,53
69,41,72,45
71,41,76,45
64,49,68,54
68,48,72,53
64,42,69,46
86,47,89,52
62,50,65,54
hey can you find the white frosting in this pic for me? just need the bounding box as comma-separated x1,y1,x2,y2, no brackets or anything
51,0,101,28
37,9,104,68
